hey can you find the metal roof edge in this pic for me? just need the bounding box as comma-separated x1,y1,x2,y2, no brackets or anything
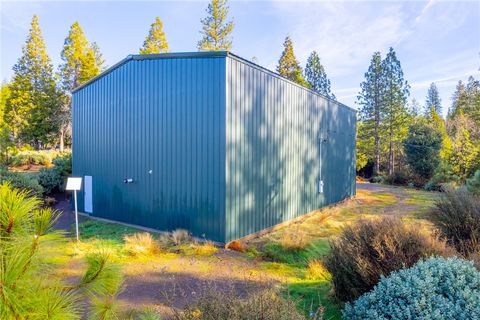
72,55,134,93
72,51,356,114
225,52,356,113
132,51,228,60
71,51,229,94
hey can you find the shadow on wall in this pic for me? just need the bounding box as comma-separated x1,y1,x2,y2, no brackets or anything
226,61,356,241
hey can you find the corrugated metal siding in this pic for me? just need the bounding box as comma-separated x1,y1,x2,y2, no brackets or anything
72,56,226,242
225,56,356,242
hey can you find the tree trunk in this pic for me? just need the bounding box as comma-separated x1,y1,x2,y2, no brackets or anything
59,130,64,152
389,140,394,175
374,132,380,175
374,103,380,175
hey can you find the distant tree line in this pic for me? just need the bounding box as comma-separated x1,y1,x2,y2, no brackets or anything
0,0,337,161
356,48,480,187
0,0,235,160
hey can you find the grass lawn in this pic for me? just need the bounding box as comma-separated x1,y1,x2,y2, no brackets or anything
53,182,440,319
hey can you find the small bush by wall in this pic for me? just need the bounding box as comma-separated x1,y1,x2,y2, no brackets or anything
430,188,480,255
343,257,480,319
324,217,453,302
123,232,160,257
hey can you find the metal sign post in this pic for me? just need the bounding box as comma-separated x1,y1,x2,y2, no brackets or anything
66,177,82,241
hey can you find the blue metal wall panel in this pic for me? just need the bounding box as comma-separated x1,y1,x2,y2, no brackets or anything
225,55,356,242
72,55,226,242
73,52,355,243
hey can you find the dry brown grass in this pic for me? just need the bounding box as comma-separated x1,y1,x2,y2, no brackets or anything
173,288,308,320
305,260,331,281
277,227,310,251
123,232,160,257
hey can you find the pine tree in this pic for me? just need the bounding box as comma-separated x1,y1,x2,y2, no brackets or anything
5,15,60,148
381,47,410,175
425,82,442,116
197,0,234,51
464,76,480,126
91,41,106,71
59,22,101,151
409,98,422,117
59,21,100,90
305,51,335,99
357,52,384,175
277,36,307,86
139,17,169,54
449,80,468,118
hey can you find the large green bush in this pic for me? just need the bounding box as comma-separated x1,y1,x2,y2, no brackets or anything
38,153,72,194
324,217,453,302
430,188,480,255
467,170,480,195
0,167,43,196
343,257,480,319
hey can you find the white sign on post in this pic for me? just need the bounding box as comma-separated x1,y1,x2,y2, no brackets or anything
66,177,82,241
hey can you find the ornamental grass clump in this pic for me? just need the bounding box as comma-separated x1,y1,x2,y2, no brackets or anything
324,217,454,301
430,188,480,256
174,288,308,320
0,182,123,319
343,257,480,319
123,232,160,257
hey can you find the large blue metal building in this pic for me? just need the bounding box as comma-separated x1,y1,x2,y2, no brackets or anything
72,52,356,243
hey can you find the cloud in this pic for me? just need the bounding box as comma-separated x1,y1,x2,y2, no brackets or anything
415,0,437,23
0,1,42,35
270,2,411,76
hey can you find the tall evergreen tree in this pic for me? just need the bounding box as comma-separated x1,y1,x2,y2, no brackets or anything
197,0,234,51
305,51,335,99
91,41,106,71
139,17,169,54
409,98,422,117
357,52,384,175
59,22,101,151
449,80,468,118
277,36,307,86
464,76,480,126
59,21,100,91
0,83,14,161
425,82,442,116
5,15,60,148
381,47,410,175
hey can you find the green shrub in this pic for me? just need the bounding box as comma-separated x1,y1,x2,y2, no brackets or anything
383,169,411,186
430,189,480,255
369,175,384,184
467,170,480,195
324,217,453,302
9,150,53,167
0,168,43,196
174,289,307,320
343,257,480,319
403,121,442,180
38,153,71,194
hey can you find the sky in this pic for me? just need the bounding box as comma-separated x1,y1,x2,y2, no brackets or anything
1,0,479,116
